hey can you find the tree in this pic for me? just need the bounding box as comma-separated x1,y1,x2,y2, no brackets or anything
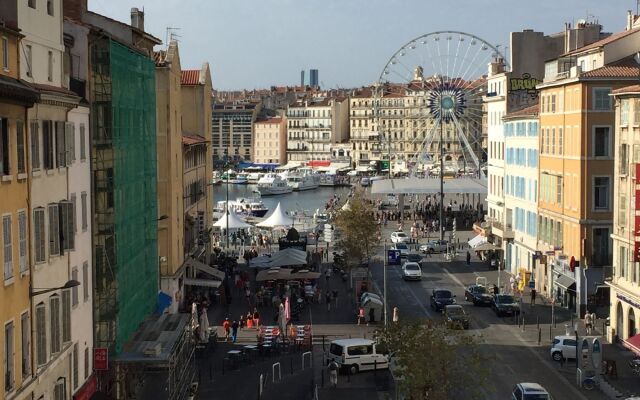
377,321,490,399
333,190,378,269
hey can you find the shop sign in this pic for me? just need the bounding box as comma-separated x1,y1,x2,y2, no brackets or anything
94,348,108,371
617,293,640,310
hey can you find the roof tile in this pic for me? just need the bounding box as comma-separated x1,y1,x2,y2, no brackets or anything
181,70,201,85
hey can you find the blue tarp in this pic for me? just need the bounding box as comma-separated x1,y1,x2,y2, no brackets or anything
155,291,173,315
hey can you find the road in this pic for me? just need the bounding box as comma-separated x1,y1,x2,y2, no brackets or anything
369,239,607,400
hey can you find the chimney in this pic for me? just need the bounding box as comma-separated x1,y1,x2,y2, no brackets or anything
628,10,634,30
130,7,144,31
62,0,87,20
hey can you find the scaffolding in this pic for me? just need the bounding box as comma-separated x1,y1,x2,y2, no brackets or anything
91,35,159,355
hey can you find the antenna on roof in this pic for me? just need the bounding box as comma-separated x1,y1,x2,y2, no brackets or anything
165,27,181,47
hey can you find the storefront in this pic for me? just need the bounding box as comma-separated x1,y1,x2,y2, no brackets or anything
608,285,640,343
551,257,577,312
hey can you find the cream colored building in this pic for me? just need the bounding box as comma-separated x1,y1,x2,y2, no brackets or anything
155,41,185,313
253,116,286,165
609,84,640,342
349,88,378,168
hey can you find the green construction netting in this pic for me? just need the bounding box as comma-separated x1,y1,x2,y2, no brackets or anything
110,40,159,353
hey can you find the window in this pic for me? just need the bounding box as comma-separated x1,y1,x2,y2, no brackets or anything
621,99,630,125
48,204,59,256
81,192,87,231
30,121,40,170
54,379,65,400
84,347,89,380
82,261,89,301
635,99,640,125
594,177,610,210
33,208,45,263
43,121,54,169
55,121,65,167
556,176,562,204
47,51,53,82
5,321,14,391
3,215,12,281
593,88,611,110
18,211,26,273
59,202,74,251
594,127,610,157
79,123,86,161
550,128,555,154
593,228,611,266
50,296,60,354
619,194,627,225
2,37,8,70
71,268,78,306
28,0,36,8
25,45,32,77
0,117,9,175
72,343,78,389
47,0,54,16
66,122,75,164
21,313,29,378
35,304,46,366
70,193,76,233
558,127,563,155
620,144,629,175
16,121,25,174
61,290,70,342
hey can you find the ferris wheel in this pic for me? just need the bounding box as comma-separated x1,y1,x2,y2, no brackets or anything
374,31,507,177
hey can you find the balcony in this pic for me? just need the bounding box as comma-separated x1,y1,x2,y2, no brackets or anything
287,147,309,152
490,220,514,240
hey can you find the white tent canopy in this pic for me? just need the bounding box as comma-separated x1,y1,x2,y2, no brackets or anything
256,202,294,228
213,210,252,230
371,177,488,195
468,234,488,249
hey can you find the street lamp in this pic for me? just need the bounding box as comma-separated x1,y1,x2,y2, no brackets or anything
30,280,80,297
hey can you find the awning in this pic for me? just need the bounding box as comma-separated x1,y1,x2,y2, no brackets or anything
256,268,321,282
624,334,640,355
355,166,370,172
371,177,488,194
468,234,487,248
554,275,576,291
277,161,302,170
184,278,222,288
473,242,498,252
188,259,225,280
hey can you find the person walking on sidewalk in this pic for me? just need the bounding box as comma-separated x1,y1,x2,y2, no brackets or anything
585,310,594,335
326,291,332,311
328,361,339,387
466,251,471,266
357,307,365,325
530,288,537,305
332,289,338,308
393,307,399,323
231,320,239,343
223,318,231,342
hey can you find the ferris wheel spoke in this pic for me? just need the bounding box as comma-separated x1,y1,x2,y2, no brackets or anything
450,113,480,169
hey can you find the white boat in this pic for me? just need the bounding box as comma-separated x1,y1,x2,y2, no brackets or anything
221,171,248,184
256,173,292,196
247,172,264,184
214,197,269,218
287,169,320,191
319,174,337,186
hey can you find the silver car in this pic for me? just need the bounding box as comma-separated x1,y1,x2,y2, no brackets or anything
401,262,422,281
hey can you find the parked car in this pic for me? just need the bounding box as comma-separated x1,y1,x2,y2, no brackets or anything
401,262,422,281
420,239,449,254
430,289,456,311
405,253,423,263
443,305,470,329
549,335,577,361
326,338,389,374
392,243,410,257
511,382,551,400
390,231,410,244
491,294,520,317
464,284,493,306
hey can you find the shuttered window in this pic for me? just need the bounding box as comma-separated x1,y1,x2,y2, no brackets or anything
70,193,77,233
43,121,54,170
3,214,12,281
50,296,61,354
81,192,87,231
72,343,78,389
0,117,9,175
62,290,71,342
33,208,46,263
35,304,46,366
5,321,14,391
82,261,89,301
48,204,60,256
18,211,26,273
30,121,40,170
21,312,29,378
59,202,74,251
71,268,78,307
65,122,75,164
55,121,65,168
79,123,86,161
16,120,25,174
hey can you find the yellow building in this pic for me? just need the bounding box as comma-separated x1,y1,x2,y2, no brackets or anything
0,17,38,398
609,84,640,343
537,21,640,316
155,41,185,313
253,116,286,165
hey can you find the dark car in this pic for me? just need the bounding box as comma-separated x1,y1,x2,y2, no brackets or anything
405,253,423,263
491,294,520,317
430,289,456,311
443,305,470,329
464,285,493,306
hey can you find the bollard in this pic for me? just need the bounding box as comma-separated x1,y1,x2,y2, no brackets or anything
322,335,326,351
522,315,525,332
553,314,556,328
549,325,552,341
291,356,294,375
538,328,542,345
537,315,540,330
374,359,377,378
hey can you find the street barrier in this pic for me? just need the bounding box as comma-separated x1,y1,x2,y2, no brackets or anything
272,362,281,383
302,351,312,371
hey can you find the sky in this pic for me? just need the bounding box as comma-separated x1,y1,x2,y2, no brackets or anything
88,0,635,90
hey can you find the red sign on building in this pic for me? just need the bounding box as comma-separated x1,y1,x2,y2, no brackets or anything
635,242,640,263
94,348,108,371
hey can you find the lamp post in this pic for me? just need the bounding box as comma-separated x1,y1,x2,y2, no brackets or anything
439,90,445,241
383,239,388,327
30,280,80,297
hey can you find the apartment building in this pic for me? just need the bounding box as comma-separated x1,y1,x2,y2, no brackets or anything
349,88,379,168
253,116,286,165
0,6,39,398
537,13,640,316
609,84,640,343
211,101,261,166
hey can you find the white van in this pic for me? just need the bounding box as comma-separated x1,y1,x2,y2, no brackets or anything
326,338,389,374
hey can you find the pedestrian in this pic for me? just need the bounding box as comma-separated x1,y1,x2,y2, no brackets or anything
326,291,332,311
245,287,251,307
231,320,239,343
357,307,365,325
325,268,331,283
239,314,245,329
223,318,230,341
332,289,338,308
369,307,375,324
393,307,399,323
493,284,499,295
585,310,593,335
328,360,339,387
530,288,537,305
253,308,260,328
466,251,471,266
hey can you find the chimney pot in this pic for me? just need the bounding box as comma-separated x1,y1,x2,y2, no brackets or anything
130,7,145,31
